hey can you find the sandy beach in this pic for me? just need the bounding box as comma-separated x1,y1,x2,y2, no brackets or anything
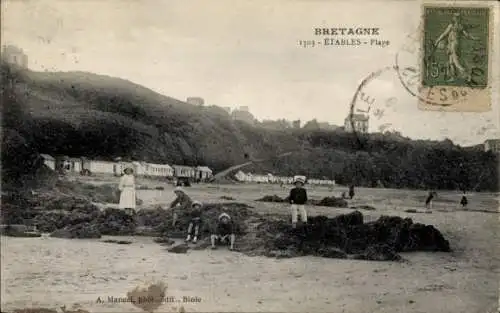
1,178,499,313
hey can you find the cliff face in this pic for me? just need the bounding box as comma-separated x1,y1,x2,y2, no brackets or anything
1,62,497,191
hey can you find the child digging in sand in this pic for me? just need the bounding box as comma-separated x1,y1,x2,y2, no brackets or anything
211,212,236,251
289,175,308,228
185,201,203,243
169,187,193,227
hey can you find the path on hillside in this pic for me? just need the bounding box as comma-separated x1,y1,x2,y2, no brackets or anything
212,152,293,181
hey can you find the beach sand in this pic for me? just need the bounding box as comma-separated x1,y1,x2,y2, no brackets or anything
1,178,498,313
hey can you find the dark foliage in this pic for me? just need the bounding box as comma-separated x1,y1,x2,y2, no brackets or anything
1,62,497,191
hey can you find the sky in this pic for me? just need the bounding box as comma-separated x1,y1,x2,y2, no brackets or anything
2,0,499,146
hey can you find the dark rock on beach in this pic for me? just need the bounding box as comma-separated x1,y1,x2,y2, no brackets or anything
351,244,401,261
241,210,450,261
102,239,133,244
50,222,101,239
257,195,349,208
312,197,349,208
256,195,286,202
153,237,175,245
2,187,451,262
95,208,137,235
0,224,42,237
168,243,189,254
351,205,377,211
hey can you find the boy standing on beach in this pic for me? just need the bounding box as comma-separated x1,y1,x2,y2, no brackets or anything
289,176,308,228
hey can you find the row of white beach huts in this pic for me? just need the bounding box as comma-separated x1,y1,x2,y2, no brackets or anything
234,171,335,186
40,154,214,181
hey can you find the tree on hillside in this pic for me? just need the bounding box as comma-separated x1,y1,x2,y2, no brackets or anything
2,61,497,192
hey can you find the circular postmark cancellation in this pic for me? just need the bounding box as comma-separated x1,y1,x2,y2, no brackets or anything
348,65,397,149
395,25,470,108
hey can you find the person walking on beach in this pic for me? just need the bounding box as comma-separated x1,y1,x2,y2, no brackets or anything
185,201,203,243
211,212,236,251
348,185,355,199
169,187,192,227
118,166,136,216
289,176,308,229
425,191,436,211
460,191,468,209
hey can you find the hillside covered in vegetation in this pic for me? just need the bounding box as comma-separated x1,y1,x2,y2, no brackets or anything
1,61,497,191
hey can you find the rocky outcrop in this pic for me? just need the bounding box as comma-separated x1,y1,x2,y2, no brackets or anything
0,224,42,237
50,222,101,239
311,197,349,208
2,187,451,262
94,208,137,235
237,211,450,261
256,195,286,202
256,195,349,208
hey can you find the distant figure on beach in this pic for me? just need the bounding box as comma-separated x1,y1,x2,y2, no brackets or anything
460,192,468,208
169,187,193,227
211,212,235,251
289,176,308,229
118,166,136,215
425,191,436,210
349,185,355,199
185,201,203,243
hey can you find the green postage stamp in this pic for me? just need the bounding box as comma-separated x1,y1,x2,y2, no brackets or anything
419,3,494,112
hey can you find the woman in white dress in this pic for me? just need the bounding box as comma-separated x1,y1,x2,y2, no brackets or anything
119,166,136,215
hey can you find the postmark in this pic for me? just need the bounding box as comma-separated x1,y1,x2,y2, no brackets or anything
396,24,470,108
348,65,398,149
417,2,494,111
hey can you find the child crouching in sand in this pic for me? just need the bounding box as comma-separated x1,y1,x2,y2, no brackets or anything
185,201,203,243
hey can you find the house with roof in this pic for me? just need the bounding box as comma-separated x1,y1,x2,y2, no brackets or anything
196,166,213,181
484,139,500,153
89,160,119,175
146,163,174,177
172,165,196,178
234,170,247,182
40,154,55,170
344,114,369,134
2,45,28,68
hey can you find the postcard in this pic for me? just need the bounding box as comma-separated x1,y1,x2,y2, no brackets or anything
1,1,499,313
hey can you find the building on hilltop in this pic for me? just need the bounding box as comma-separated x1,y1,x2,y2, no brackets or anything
186,97,204,106
484,139,500,153
1,45,28,68
318,122,339,131
260,119,292,130
344,114,369,134
231,106,255,125
221,106,232,114
292,120,301,129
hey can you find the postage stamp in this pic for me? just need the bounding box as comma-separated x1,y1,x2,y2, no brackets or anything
418,3,494,112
